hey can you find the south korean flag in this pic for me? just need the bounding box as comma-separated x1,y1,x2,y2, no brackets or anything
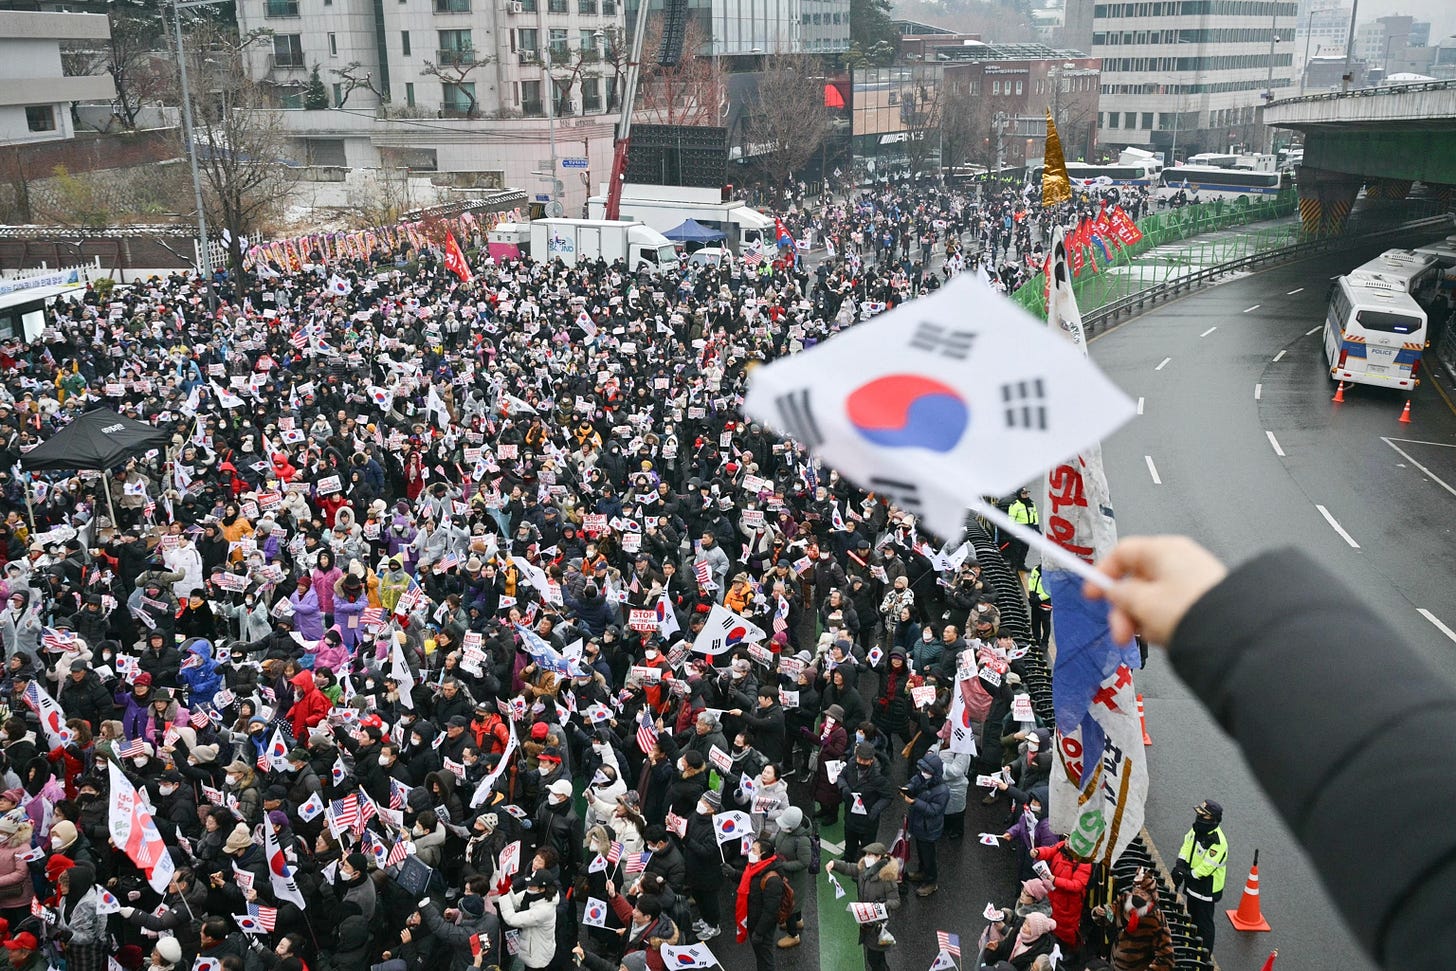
583,896,610,928
743,274,1135,540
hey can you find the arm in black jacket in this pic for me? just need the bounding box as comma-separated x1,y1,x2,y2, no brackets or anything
1171,547,1456,971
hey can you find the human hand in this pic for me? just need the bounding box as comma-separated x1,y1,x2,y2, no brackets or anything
1085,536,1227,646
400,928,412,944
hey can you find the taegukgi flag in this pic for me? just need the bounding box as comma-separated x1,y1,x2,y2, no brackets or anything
107,761,175,893
743,274,1136,540
1042,226,1147,867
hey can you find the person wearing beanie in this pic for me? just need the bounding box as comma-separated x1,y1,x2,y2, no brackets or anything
338,850,377,922
770,805,813,949
152,936,183,971
811,703,850,825
419,887,504,971
0,808,35,923
827,841,901,971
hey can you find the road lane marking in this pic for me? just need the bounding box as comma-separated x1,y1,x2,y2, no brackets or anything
1305,326,1321,336
1266,431,1285,456
1200,326,1217,338
1315,504,1360,548
1145,456,1162,484
1243,305,1260,313
1380,437,1456,499
1155,357,1171,371
1418,609,1456,644
1287,287,1304,295
1137,396,1145,415
1273,349,1287,362
1254,383,1262,400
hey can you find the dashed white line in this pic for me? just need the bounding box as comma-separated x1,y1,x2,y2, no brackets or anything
1273,349,1287,362
1380,437,1456,499
1254,383,1262,400
1305,326,1321,336
1136,396,1145,415
1200,326,1218,338
1243,305,1261,313
1266,430,1285,456
1418,608,1456,644
1287,287,1305,295
1155,357,1172,371
1315,504,1360,548
1145,455,1162,485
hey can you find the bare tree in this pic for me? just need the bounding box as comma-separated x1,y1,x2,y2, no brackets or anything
421,47,492,118
746,54,826,188
107,7,172,129
181,25,300,278
899,69,943,179
331,61,388,108
636,18,724,127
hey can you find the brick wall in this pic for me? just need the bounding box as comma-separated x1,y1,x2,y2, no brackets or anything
0,127,181,184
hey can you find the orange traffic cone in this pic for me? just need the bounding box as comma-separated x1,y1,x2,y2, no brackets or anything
1399,400,1412,423
1227,850,1272,932
1136,694,1152,746
1332,381,1345,403
1260,950,1279,971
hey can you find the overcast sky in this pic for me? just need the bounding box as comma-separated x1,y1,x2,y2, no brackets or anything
1360,0,1455,41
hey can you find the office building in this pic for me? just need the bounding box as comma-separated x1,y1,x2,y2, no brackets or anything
1354,14,1429,73
622,0,847,58
1091,0,1297,158
0,10,114,145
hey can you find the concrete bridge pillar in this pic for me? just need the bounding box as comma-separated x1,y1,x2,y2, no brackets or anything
1295,165,1363,237
1364,178,1413,201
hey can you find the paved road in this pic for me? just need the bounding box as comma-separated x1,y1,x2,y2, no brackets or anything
1092,233,1456,971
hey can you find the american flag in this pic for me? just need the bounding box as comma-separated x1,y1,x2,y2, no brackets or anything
772,595,790,635
936,931,961,958
361,607,385,629
248,903,279,932
741,249,764,267
693,561,712,587
357,789,379,824
624,850,651,874
387,839,410,867
289,329,308,349
390,778,412,811
190,709,213,729
40,627,76,651
330,794,361,829
634,709,658,756
605,841,624,865
117,738,147,759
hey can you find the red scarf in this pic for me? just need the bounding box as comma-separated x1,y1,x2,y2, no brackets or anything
735,854,777,943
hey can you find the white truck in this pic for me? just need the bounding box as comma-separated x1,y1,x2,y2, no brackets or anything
586,184,774,252
486,218,677,271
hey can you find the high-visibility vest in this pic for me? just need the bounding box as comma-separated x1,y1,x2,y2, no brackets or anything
1177,827,1228,901
1010,498,1039,528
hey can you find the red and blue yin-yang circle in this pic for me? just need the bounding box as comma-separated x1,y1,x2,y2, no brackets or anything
846,375,969,453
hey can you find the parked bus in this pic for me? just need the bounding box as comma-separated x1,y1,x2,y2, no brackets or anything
1324,249,1441,389
1065,161,1160,188
1156,166,1284,203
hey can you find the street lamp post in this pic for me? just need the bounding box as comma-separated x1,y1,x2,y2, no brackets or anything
171,0,217,307
1263,7,1280,152
1341,0,1360,92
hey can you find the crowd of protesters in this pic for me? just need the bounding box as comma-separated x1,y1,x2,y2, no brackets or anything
0,175,1188,971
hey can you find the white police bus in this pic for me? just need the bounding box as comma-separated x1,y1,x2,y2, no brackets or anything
1156,166,1284,203
1324,249,1441,390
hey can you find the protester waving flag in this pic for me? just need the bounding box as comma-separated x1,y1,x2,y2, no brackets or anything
107,761,175,893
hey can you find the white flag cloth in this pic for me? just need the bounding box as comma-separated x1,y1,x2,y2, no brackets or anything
692,604,766,656
655,591,681,638
582,896,610,928
742,274,1135,539
945,675,979,756
660,943,717,969
262,812,307,909
1042,226,1147,868
470,716,517,808
209,381,245,409
389,637,417,710
107,762,175,893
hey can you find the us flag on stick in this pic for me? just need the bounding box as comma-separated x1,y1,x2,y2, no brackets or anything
635,709,658,755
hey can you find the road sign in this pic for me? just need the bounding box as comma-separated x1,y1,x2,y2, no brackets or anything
534,194,549,202
562,157,589,169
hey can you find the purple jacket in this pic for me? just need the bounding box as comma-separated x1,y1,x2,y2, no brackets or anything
334,592,368,650
290,586,324,641
1006,809,1057,854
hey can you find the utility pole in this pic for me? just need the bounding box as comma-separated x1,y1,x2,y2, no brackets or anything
1263,4,1279,151
1341,0,1360,93
172,0,217,308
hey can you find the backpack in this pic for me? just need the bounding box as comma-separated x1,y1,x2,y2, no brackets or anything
761,870,795,928
806,824,822,875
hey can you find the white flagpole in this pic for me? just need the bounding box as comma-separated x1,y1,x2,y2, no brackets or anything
967,498,1114,591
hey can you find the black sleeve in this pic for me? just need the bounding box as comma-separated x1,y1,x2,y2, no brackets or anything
1171,547,1456,969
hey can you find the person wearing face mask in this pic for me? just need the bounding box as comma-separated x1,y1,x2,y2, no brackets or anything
730,837,786,971
682,789,725,941
768,805,813,950
636,639,672,714
665,749,709,819
220,758,262,826
826,840,901,971
838,742,893,863
532,778,583,887
497,871,559,971
1091,866,1176,971
585,760,627,831
337,850,378,921
149,769,199,839
809,704,849,825
0,810,35,925
1170,799,1227,953
901,754,949,897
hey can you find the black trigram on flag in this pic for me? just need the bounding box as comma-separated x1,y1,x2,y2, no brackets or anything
1001,379,1048,430
774,389,824,448
909,322,977,361
868,476,922,512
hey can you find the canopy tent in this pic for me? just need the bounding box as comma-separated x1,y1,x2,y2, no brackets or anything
20,407,172,525
663,219,726,243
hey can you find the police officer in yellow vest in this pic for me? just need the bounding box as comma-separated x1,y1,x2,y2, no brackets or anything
1173,799,1228,952
1026,564,1051,646
1005,487,1040,574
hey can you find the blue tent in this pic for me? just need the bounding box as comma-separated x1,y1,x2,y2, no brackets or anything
663,219,726,243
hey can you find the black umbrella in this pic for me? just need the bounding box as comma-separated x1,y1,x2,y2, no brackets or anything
20,407,171,525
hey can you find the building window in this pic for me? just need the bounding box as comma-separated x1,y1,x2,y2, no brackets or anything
433,0,469,12
24,106,55,132
279,90,304,109
1108,112,1119,128
272,34,305,68
521,79,543,115
580,29,600,58
265,0,300,16
332,82,342,104
992,80,1000,95
518,28,538,57
1124,111,1136,128
581,76,601,111
1141,112,1152,128
548,0,567,12
402,31,411,55
601,0,614,12
442,81,477,115
406,82,416,106
328,33,337,55
578,0,596,10
438,29,474,64
520,0,536,9
548,27,567,60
